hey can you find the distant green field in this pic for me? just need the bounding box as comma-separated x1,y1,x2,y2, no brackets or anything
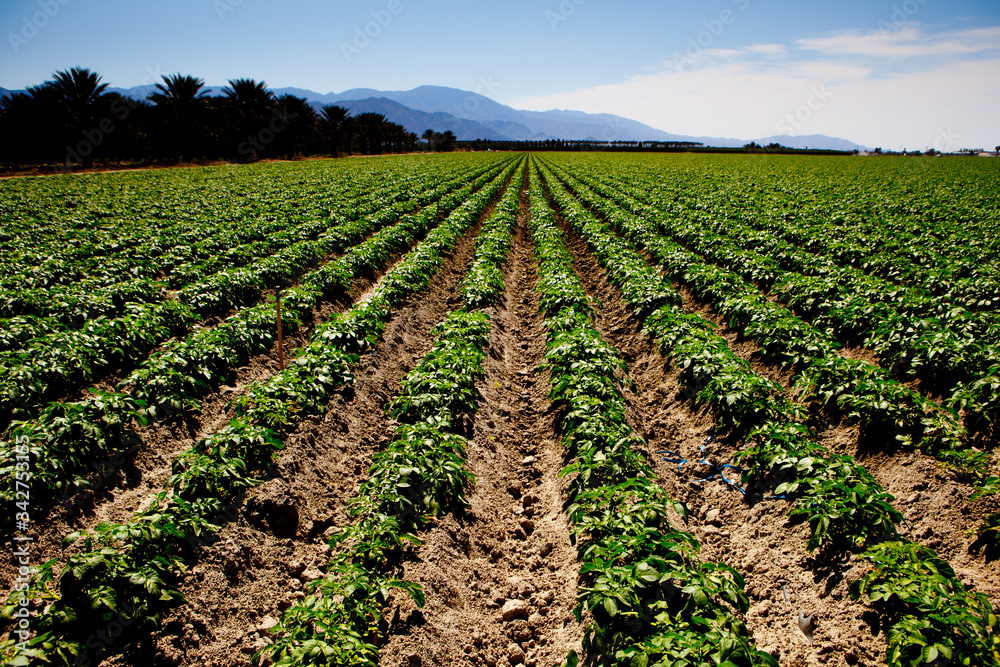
542,151,1000,449
551,152,1000,276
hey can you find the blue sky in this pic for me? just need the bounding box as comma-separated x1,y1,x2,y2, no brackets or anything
2,0,998,149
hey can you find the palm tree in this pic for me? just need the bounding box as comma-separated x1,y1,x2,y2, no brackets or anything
341,116,358,155
321,105,350,156
439,130,457,152
355,112,388,155
383,122,407,153
0,92,46,164
149,74,208,107
148,74,208,161
422,128,436,151
47,67,109,125
223,78,274,116
273,94,320,158
37,67,111,165
222,78,274,159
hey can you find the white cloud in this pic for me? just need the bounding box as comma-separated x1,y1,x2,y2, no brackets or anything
512,25,1000,149
664,42,787,71
744,43,787,55
796,25,1000,58
698,48,745,60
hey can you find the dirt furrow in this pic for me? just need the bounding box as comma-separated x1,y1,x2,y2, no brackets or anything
860,453,1000,605
379,184,584,667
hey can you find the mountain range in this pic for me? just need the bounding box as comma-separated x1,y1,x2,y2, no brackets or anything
0,83,866,151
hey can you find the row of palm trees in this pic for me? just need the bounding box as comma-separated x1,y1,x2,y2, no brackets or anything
0,68,454,168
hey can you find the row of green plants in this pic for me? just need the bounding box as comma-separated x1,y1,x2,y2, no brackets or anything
528,161,776,667
258,159,527,666
160,162,478,292
0,155,486,291
0,158,487,367
0,160,505,433
4,181,345,293
0,278,166,341
571,154,1000,311
173,158,495,314
0,300,196,427
461,163,523,308
715,184,1000,311
264,307,491,666
540,160,986,479
718,176,1000,310
801,229,1000,313
1,214,332,325
664,166,998,443
0,167,427,344
535,159,1000,667
0,158,518,520
541,157,998,539
0,157,521,667
1,159,491,362
564,156,1000,442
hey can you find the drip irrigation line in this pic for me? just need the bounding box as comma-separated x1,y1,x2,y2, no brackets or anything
659,436,787,501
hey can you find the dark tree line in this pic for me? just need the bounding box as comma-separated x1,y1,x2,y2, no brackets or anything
0,67,422,168
421,129,457,152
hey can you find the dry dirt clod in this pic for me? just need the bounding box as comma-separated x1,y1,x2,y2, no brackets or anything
502,599,530,622
255,616,278,633
507,643,525,665
509,619,532,642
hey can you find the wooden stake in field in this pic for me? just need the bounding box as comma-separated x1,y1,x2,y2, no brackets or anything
276,286,284,370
